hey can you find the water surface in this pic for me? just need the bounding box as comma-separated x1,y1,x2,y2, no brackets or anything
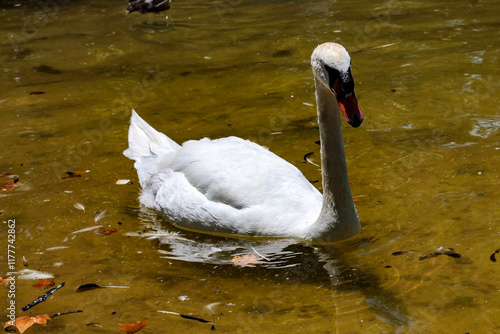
0,0,499,332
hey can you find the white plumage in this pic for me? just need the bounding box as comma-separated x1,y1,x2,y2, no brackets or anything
125,42,364,242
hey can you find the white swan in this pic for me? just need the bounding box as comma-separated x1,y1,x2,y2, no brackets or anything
124,42,364,243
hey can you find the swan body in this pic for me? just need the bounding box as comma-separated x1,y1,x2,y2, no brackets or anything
125,42,364,242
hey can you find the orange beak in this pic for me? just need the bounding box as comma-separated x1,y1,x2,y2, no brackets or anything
331,80,364,128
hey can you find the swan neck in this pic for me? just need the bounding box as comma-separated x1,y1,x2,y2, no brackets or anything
309,76,360,242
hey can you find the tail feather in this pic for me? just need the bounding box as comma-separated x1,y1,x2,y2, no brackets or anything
124,109,180,161
124,110,180,201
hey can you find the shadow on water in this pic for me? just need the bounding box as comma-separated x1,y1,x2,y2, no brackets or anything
130,206,410,330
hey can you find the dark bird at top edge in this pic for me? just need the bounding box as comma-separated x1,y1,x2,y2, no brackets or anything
127,0,171,14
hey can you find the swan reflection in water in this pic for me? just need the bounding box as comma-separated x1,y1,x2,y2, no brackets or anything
129,207,410,330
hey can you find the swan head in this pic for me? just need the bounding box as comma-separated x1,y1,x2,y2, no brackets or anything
311,43,364,128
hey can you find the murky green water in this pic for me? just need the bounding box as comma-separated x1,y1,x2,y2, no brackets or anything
0,0,499,332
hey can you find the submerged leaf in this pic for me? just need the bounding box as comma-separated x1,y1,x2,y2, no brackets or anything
0,276,12,285
32,279,55,288
76,283,123,292
76,283,103,292
5,314,50,333
71,170,90,175
231,254,260,266
118,321,149,333
33,64,62,74
95,228,118,235
0,178,22,191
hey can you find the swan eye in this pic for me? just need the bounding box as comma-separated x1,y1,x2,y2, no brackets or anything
324,65,340,89
324,65,354,95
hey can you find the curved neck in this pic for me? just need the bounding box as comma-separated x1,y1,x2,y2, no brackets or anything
307,76,360,242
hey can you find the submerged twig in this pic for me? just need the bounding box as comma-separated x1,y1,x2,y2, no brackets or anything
21,282,65,311
418,247,461,261
250,245,270,262
352,43,398,54
50,310,83,318
391,251,413,256
158,310,213,324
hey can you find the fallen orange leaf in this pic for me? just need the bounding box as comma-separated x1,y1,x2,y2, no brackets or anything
32,279,55,288
0,276,12,285
4,314,50,334
0,178,22,191
231,254,260,266
118,321,149,334
352,196,359,202
99,228,118,235
70,170,90,175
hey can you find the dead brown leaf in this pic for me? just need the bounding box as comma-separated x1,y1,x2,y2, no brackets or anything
4,314,50,333
0,276,12,285
96,228,118,235
76,283,102,292
231,254,260,266
0,178,22,191
32,279,55,288
118,321,149,334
